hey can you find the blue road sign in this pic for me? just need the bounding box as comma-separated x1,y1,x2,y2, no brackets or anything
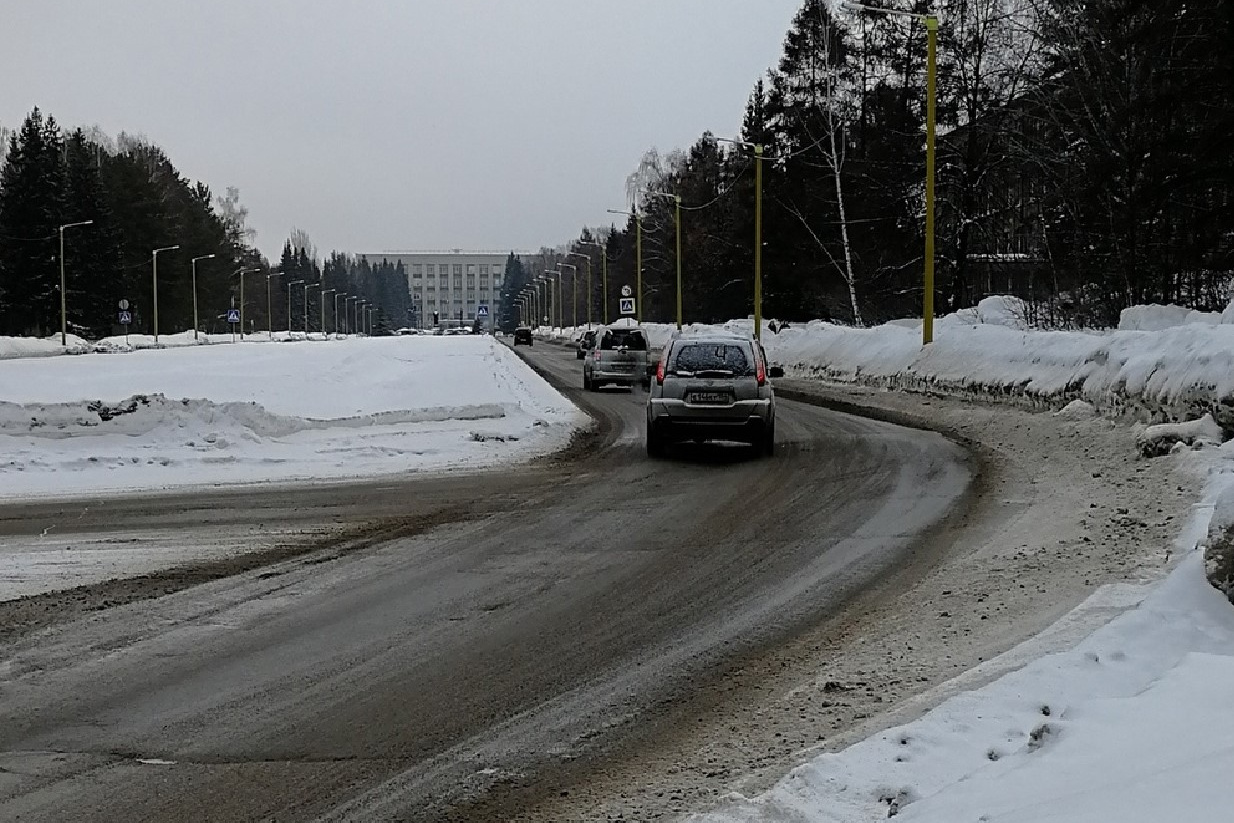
226,308,241,323
476,305,489,318
118,310,132,325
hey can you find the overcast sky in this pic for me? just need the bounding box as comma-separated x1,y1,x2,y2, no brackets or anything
3,0,801,260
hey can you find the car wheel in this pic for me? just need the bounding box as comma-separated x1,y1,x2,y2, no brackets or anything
646,423,666,458
761,422,776,457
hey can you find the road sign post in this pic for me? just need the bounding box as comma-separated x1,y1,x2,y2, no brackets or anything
118,300,131,345
227,307,241,342
619,297,636,317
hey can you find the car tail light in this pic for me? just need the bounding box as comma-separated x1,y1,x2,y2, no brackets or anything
756,360,766,387
593,350,602,361
656,359,665,385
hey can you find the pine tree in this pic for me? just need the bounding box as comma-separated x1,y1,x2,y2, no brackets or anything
0,108,67,335
63,129,122,336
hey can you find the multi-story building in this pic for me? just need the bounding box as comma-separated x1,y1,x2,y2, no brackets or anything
368,249,533,329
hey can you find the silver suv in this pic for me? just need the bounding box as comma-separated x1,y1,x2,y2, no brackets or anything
645,334,783,457
583,325,649,390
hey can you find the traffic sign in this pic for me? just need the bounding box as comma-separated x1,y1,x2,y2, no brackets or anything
621,285,633,298
118,299,130,310
619,297,636,316
118,310,132,325
226,308,241,324
476,305,489,318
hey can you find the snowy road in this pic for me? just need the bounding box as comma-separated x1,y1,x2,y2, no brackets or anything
0,342,970,822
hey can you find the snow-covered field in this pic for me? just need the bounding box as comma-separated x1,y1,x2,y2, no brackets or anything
0,334,584,499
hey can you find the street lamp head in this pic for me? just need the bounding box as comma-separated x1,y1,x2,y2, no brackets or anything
289,279,304,286
193,253,217,263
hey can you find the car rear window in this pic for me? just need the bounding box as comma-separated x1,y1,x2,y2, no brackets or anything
671,343,753,376
600,329,647,351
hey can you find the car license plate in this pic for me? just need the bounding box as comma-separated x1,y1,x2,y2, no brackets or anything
688,391,730,404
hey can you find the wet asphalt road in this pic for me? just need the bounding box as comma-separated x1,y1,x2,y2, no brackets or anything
0,342,970,822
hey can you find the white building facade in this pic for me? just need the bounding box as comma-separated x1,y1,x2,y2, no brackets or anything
370,250,530,329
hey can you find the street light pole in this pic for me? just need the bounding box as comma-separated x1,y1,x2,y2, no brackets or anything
573,245,600,328
321,289,335,337
545,269,562,329
648,192,683,330
233,266,260,339
754,144,764,342
842,0,937,344
607,209,642,323
561,262,578,328
151,244,180,345
58,219,93,345
287,279,303,335
333,292,345,336
266,273,278,339
190,254,216,341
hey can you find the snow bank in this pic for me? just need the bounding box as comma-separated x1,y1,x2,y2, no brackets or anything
1136,414,1224,457
691,453,1234,823
1118,303,1223,331
0,334,91,359
0,335,584,499
753,310,1234,430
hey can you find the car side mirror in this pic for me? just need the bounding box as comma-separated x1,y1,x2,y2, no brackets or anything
769,366,785,378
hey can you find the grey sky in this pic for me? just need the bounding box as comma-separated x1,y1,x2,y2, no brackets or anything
4,0,800,260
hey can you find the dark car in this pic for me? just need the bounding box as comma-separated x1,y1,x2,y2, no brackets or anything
576,329,597,359
513,327,534,346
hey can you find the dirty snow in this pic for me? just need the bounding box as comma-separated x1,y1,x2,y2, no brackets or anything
677,298,1234,823
0,335,583,500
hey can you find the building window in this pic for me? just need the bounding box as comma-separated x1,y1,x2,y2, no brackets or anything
425,264,435,276
453,265,463,276
466,264,476,275
412,264,423,276
479,265,489,276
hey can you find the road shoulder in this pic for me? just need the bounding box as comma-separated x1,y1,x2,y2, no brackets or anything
521,377,1198,821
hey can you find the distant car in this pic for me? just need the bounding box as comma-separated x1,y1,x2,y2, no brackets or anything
513,327,534,346
645,334,784,457
583,325,649,391
576,329,597,360
393,327,422,336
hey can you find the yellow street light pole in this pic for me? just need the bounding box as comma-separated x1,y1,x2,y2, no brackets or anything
754,144,764,343
606,209,642,323
648,192,683,329
843,1,937,345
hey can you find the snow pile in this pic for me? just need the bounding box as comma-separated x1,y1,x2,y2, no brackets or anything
1136,414,1224,457
0,334,91,359
1119,303,1223,331
0,335,584,499
691,458,1234,823
754,310,1234,429
1053,399,1097,420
